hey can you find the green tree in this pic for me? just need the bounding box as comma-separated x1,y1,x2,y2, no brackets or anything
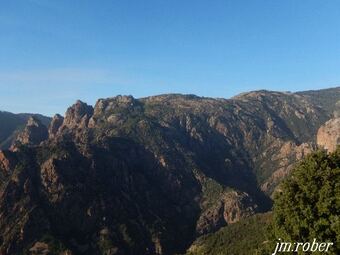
272,147,340,254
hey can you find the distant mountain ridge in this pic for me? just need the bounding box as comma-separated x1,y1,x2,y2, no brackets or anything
0,86,339,255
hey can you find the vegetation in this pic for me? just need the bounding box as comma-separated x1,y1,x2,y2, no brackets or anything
188,148,340,255
201,178,224,209
272,147,340,254
186,213,272,255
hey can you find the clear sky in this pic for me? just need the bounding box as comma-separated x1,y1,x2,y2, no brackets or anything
1,0,340,116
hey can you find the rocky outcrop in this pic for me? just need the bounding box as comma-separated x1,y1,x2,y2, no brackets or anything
56,101,94,144
0,112,51,150
48,114,64,137
11,116,48,149
29,242,50,255
0,150,16,174
196,190,258,235
0,150,17,194
88,95,142,129
317,117,340,152
62,100,93,130
260,141,313,195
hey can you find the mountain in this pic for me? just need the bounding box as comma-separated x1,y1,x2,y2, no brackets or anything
0,87,339,255
0,112,51,149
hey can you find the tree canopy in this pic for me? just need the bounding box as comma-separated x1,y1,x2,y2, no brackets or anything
273,147,340,254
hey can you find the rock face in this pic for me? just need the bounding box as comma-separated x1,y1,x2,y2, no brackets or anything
63,100,93,130
48,114,64,137
317,118,340,152
11,116,48,149
260,141,313,195
0,150,16,174
0,87,339,255
0,150,16,194
196,190,258,235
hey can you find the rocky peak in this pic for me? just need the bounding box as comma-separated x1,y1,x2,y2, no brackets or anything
114,95,136,104
63,100,93,129
27,116,40,127
94,95,138,114
89,95,141,128
11,116,48,149
48,114,64,137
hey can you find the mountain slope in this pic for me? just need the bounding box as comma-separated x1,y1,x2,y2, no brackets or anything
187,212,272,255
0,87,339,254
296,86,340,115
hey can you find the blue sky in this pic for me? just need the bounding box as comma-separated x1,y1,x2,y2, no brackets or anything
1,0,340,116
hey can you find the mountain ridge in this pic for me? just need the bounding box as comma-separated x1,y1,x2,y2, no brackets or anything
0,86,339,254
